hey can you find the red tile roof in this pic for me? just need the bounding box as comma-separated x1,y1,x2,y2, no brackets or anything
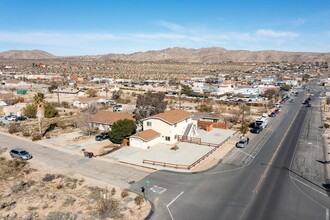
144,109,193,125
130,129,160,142
91,110,134,125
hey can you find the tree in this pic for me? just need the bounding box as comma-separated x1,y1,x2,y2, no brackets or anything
48,83,58,93
264,89,277,99
22,103,58,118
111,90,122,101
86,88,98,97
75,112,94,136
110,119,136,144
22,104,37,118
135,92,167,121
239,104,250,136
180,84,193,96
280,84,291,91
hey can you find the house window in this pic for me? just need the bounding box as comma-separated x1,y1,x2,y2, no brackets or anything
174,135,177,140
165,136,170,141
147,122,152,126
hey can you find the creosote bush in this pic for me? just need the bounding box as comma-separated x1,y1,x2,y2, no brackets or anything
134,195,144,206
8,123,20,134
31,133,42,141
121,190,129,198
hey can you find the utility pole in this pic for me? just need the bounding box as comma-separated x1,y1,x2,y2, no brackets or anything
241,104,245,137
57,85,60,105
179,84,182,109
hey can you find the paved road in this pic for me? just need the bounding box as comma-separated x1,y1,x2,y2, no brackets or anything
130,84,330,220
0,134,149,188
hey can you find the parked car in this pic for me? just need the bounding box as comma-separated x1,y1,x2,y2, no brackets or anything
306,103,312,107
95,132,110,141
235,138,249,148
269,112,276,117
251,126,263,134
16,116,27,121
113,104,123,112
5,115,17,121
9,147,32,160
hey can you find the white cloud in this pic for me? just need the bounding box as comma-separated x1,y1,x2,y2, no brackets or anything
155,20,185,32
256,29,299,38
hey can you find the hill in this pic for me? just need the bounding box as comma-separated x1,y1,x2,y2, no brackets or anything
101,47,330,63
0,49,55,59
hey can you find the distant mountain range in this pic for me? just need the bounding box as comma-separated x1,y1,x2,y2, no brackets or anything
1,47,330,63
0,49,55,59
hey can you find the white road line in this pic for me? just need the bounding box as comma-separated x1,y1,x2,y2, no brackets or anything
326,208,329,220
291,176,328,197
166,191,184,220
237,149,255,158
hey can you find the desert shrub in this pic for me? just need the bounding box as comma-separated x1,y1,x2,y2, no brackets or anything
324,123,330,129
42,174,56,182
31,133,42,141
121,190,129,198
111,187,116,196
8,123,20,134
11,180,35,193
62,196,76,206
134,195,144,206
46,212,77,220
22,130,31,137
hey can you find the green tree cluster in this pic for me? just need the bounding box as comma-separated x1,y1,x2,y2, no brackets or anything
110,119,136,144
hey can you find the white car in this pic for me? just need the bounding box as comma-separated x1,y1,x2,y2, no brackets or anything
236,138,249,148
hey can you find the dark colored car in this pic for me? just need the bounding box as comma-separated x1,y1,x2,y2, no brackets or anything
269,112,276,117
16,116,27,121
251,126,263,134
95,132,110,141
10,147,32,160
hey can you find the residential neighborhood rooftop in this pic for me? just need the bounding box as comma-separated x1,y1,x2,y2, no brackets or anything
144,109,193,125
130,129,160,142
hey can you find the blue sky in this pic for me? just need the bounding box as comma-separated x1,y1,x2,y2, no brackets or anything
1,0,330,55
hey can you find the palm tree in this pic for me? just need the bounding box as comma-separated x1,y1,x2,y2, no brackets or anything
33,93,45,135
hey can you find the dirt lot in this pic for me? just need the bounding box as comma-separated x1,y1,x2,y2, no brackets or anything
0,155,150,220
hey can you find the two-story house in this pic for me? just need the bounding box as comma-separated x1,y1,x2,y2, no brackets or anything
129,109,197,149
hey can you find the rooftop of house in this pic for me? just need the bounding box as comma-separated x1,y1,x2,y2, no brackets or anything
91,110,134,125
130,129,160,142
144,109,193,125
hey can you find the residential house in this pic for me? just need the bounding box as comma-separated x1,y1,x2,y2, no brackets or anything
1,102,27,116
72,97,98,109
4,79,30,87
90,110,134,131
129,109,197,149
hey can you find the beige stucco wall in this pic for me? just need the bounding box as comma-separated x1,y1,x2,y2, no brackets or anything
143,117,196,144
129,136,161,149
